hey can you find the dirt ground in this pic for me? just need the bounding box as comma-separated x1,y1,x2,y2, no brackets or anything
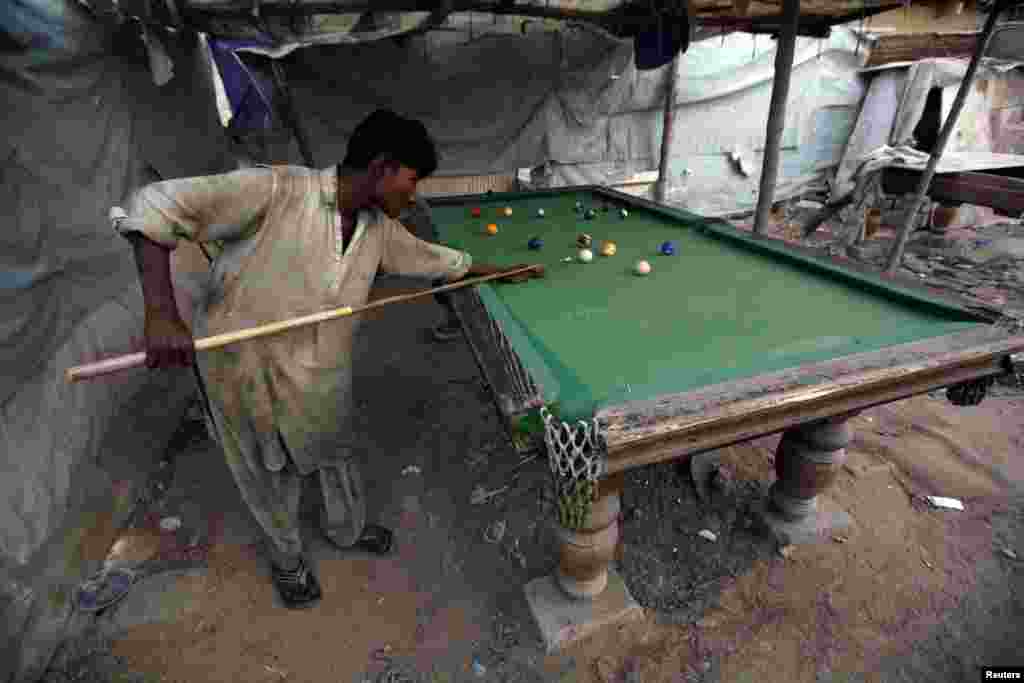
43,217,1024,683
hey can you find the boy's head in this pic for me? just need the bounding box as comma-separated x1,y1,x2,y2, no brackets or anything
341,109,438,219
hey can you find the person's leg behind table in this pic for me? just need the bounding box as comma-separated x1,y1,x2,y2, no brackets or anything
401,197,461,342
195,372,322,609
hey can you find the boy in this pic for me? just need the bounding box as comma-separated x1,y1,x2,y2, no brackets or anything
113,109,542,608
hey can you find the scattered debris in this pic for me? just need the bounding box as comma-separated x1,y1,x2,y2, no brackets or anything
472,658,487,677
922,558,934,570
778,545,795,559
925,496,965,511
401,465,421,476
832,535,848,544
263,664,287,679
698,529,718,542
1002,548,1018,560
159,516,182,532
484,520,507,544
471,484,509,505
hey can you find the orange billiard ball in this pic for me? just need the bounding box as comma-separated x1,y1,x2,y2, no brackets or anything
486,223,499,235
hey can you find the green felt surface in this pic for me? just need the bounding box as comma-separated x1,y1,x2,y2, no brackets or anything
431,190,987,423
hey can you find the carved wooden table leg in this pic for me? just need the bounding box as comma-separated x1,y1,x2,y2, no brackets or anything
525,471,641,654
554,472,624,600
759,415,856,544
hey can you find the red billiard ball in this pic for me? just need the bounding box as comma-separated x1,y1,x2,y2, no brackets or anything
471,207,482,218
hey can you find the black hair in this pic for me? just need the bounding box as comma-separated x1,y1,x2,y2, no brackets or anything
341,109,438,179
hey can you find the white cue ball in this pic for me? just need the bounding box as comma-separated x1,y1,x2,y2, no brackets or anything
537,208,545,217
578,249,594,263
634,260,651,275
620,209,629,218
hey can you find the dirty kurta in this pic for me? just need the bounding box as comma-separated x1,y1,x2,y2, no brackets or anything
115,165,472,475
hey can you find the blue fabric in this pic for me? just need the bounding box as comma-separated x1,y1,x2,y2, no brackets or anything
207,37,278,131
0,0,67,50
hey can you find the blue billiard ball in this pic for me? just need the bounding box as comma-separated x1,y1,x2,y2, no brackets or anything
528,237,544,250
660,241,676,256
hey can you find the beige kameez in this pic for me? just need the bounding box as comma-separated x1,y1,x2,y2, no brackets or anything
116,165,472,554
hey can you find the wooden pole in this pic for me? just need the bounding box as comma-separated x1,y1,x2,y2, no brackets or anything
656,55,680,204
884,0,1007,273
752,0,800,236
270,59,316,167
65,265,541,383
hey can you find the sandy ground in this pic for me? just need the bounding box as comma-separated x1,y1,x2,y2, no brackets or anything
42,215,1024,683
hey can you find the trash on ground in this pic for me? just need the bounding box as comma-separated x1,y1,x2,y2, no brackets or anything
159,516,182,532
925,496,965,511
698,529,717,542
401,465,421,476
471,484,509,505
484,520,507,544
472,658,486,677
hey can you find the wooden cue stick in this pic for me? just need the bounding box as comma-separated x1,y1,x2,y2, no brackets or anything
65,265,541,384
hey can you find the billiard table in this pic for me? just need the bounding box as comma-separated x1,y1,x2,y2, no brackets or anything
427,185,1024,650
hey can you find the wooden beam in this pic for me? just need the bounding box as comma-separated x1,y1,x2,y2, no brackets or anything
176,1,897,38
752,0,800,236
884,0,1010,273
656,55,680,204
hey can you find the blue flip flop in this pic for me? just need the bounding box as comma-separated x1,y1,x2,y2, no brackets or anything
76,566,136,613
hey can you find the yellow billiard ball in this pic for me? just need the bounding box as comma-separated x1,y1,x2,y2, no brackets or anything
600,241,617,257
486,224,499,235
503,207,513,217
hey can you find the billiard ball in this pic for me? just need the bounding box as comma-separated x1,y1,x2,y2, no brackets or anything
471,207,481,218
537,208,545,217
576,233,592,249
635,260,651,275
486,224,498,235
600,241,617,257
660,241,676,256
585,209,596,220
578,249,594,263
574,201,583,213
504,207,513,217
620,209,629,219
528,237,544,250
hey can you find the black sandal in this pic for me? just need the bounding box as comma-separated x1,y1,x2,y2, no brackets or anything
354,524,394,555
270,556,322,609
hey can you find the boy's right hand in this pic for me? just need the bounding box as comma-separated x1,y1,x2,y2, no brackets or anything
144,311,195,368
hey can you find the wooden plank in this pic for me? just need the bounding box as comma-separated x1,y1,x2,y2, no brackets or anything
865,32,978,67
882,167,1024,215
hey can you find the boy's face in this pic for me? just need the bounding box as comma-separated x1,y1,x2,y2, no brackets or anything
371,159,419,219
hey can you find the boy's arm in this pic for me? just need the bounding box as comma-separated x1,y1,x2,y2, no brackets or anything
113,167,276,250
382,215,544,284
112,167,276,367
